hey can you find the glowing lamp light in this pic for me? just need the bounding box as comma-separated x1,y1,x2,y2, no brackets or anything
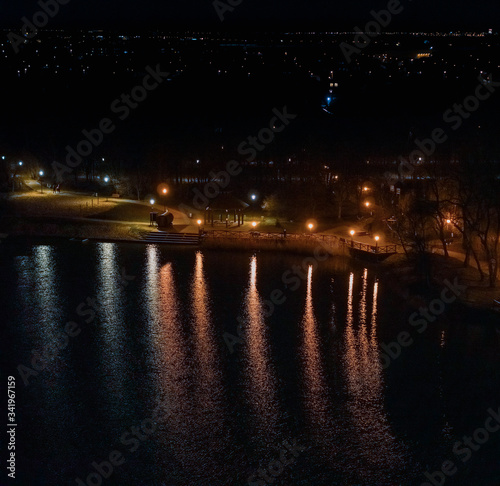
446,219,451,224
104,176,109,183
251,194,257,201
308,223,314,230
197,220,202,225
163,188,168,194
363,187,368,191
365,202,370,207
39,170,44,177
150,199,155,205
350,230,355,237
251,222,258,228
19,161,23,166
1,156,5,160
375,236,380,242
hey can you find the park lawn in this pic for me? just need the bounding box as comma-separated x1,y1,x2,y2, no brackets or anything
5,192,152,223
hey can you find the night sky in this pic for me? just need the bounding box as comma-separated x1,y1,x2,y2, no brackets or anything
1,0,499,31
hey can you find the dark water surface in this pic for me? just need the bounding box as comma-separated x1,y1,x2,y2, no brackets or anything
1,240,499,486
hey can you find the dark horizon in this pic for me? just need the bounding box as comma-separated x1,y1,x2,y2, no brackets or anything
1,0,499,31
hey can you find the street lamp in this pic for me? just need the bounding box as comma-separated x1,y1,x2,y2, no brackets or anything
252,221,258,228
162,187,168,211
39,170,44,193
308,223,314,232
350,229,355,247
446,219,454,238
104,176,109,183
374,235,380,252
11,161,23,192
149,199,156,227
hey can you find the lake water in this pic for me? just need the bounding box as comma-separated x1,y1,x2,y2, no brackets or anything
1,240,499,486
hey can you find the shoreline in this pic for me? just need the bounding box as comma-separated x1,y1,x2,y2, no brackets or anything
3,224,500,317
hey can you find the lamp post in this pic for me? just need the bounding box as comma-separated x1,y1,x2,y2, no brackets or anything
308,223,314,233
12,161,23,192
39,170,44,193
374,235,380,253
162,188,168,212
150,199,155,227
350,229,355,247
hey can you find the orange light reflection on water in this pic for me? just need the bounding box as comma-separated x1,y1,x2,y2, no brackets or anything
243,255,279,436
344,269,407,474
301,265,330,429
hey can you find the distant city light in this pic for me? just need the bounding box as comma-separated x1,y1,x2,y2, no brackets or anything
2,156,5,160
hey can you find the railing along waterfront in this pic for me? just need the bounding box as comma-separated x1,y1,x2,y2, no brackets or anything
203,230,399,254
